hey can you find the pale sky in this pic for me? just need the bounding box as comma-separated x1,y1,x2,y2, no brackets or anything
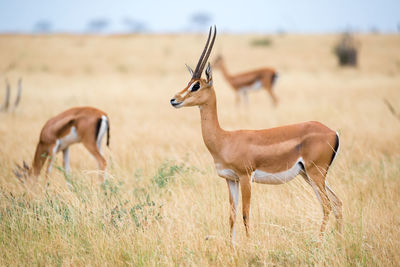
0,0,399,33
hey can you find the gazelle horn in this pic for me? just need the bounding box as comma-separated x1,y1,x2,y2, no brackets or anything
0,79,10,112
193,25,217,78
14,78,22,107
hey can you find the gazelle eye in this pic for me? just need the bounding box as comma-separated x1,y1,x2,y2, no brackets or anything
191,82,200,92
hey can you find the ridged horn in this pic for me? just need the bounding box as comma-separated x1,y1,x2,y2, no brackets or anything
193,25,217,78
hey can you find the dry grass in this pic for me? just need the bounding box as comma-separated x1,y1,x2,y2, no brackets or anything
0,33,400,266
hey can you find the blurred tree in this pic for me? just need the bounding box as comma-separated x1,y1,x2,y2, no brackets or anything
123,18,147,33
334,33,359,67
190,12,212,32
369,26,379,34
33,20,52,33
276,27,287,36
87,18,109,33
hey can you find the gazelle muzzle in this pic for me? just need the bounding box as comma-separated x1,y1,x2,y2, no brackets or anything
170,98,182,108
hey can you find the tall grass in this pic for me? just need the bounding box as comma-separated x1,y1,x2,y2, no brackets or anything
0,34,399,265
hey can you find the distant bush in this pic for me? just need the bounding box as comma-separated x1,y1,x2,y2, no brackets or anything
116,64,129,73
334,33,358,67
250,37,273,47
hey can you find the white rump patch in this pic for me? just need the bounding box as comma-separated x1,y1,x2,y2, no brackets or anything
97,115,108,153
59,126,80,151
252,157,304,185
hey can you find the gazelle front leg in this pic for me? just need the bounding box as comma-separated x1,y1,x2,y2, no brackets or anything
235,91,241,105
240,174,252,237
325,182,343,233
62,147,70,175
227,179,239,244
240,89,249,106
46,140,60,177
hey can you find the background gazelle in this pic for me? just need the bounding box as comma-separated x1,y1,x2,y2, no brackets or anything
0,78,22,112
170,26,342,244
213,55,278,106
15,106,110,182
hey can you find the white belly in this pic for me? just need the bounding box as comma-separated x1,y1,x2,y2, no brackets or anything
215,158,304,184
252,157,304,185
215,163,239,181
241,80,263,92
250,80,263,91
58,126,80,151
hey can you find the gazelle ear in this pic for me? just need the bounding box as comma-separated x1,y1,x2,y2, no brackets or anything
185,64,194,77
205,62,213,85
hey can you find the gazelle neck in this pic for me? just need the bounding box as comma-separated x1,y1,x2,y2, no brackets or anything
199,88,225,154
31,142,47,176
218,61,231,80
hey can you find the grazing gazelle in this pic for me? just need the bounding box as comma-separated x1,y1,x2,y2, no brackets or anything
15,107,110,182
0,78,22,112
212,55,278,106
170,26,342,244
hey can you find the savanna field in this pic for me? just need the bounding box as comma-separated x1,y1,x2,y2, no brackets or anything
0,33,399,266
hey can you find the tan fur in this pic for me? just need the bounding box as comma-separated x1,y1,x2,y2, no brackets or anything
171,29,342,243
213,56,278,106
29,106,109,182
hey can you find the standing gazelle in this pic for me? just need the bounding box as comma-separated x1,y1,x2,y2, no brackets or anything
15,107,110,182
213,55,278,106
170,26,342,244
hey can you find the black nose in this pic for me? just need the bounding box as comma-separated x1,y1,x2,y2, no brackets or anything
170,98,181,107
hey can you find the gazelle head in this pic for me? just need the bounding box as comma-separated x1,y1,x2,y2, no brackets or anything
170,26,217,108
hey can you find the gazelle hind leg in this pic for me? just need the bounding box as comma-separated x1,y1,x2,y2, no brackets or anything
301,167,332,238
267,87,278,106
240,175,251,237
227,179,239,245
325,182,343,233
301,172,322,205
262,77,278,106
83,142,106,183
